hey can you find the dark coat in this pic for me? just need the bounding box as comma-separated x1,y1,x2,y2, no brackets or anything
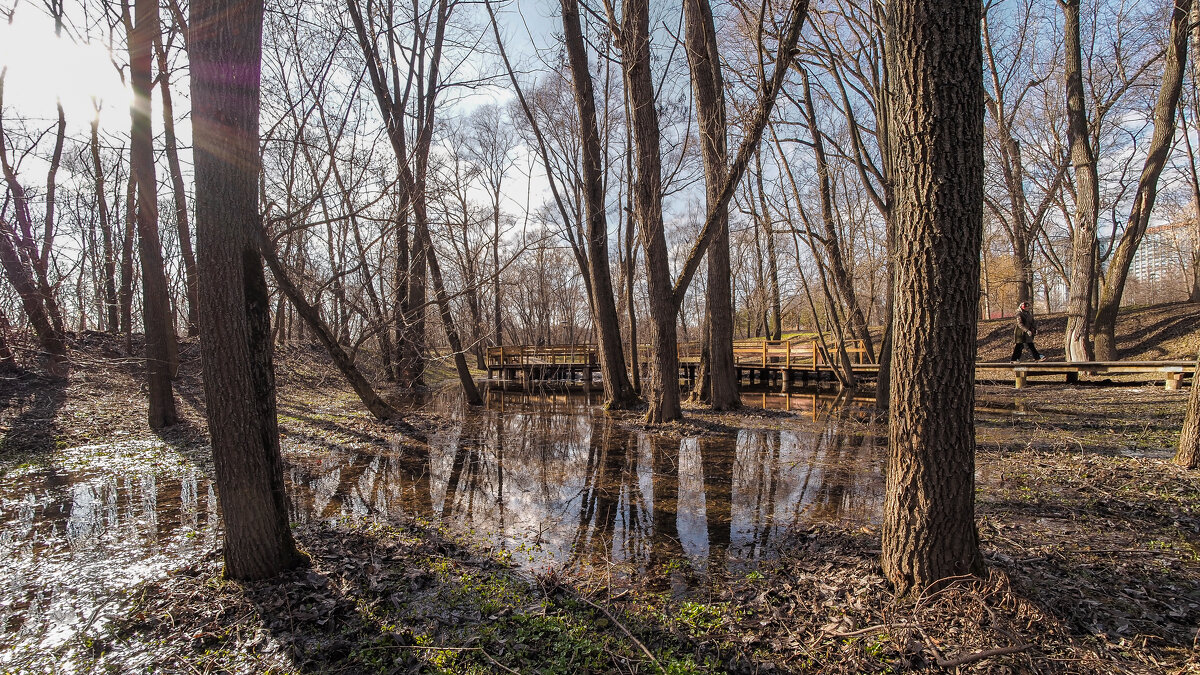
1014,308,1037,343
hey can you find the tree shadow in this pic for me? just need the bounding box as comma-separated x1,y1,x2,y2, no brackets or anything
173,522,700,673
0,370,67,461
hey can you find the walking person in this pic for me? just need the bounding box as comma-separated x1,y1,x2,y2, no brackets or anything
1011,301,1046,362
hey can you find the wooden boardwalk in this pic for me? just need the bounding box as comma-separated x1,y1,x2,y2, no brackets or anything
486,339,873,390
486,342,1196,391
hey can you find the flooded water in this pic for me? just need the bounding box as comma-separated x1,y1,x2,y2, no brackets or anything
0,387,884,664
0,439,220,663
286,388,886,576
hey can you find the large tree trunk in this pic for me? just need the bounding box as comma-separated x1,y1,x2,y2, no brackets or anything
881,0,985,596
622,0,681,423
191,0,308,579
1062,0,1100,363
1093,0,1190,361
131,0,178,428
560,0,638,409
1177,348,1200,469
684,0,737,410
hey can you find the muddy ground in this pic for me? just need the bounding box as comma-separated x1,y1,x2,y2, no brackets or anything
0,325,1197,674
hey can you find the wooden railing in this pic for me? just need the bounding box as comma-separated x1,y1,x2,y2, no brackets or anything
486,344,597,367
488,337,870,370
731,337,869,368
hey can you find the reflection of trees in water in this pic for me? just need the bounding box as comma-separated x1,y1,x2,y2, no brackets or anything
728,415,884,558
285,392,883,572
646,434,684,575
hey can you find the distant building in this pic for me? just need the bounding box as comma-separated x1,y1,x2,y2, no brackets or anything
1130,221,1194,283
1124,220,1198,303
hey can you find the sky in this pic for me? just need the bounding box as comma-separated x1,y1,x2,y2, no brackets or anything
0,8,131,132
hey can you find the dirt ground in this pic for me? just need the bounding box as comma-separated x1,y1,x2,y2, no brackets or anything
0,324,1197,674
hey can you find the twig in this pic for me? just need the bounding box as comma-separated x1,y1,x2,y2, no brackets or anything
480,648,521,675
936,644,1032,668
572,593,662,671
824,623,915,638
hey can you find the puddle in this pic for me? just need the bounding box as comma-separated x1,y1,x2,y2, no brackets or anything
286,390,887,577
1,390,887,664
0,440,220,665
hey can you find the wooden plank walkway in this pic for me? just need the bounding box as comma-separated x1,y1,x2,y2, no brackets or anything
487,343,1196,391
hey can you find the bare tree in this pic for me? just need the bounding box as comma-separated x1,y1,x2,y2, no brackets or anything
684,0,737,410
1093,0,1191,360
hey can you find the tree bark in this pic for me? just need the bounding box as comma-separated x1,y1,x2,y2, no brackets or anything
191,0,308,579
684,0,737,410
131,0,178,428
621,0,681,423
881,0,985,596
560,0,638,409
1093,0,1191,361
1177,348,1200,469
1062,0,1100,363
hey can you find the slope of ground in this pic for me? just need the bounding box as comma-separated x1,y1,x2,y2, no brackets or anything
977,301,1200,362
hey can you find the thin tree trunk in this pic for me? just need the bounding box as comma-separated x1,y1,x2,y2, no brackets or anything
90,110,120,333
155,28,199,337
131,0,178,428
800,68,874,360
560,0,638,409
417,217,482,405
881,0,985,596
259,235,403,423
120,173,136,350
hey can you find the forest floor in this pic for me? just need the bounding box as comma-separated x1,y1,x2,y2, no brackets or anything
0,302,1197,673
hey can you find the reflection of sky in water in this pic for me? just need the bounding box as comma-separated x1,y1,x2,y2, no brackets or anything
0,441,219,666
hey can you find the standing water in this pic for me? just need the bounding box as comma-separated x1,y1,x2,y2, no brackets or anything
0,387,884,666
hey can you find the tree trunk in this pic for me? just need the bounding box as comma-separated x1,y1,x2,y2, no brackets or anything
800,69,875,360
120,174,136,351
1177,348,1200,468
259,237,403,423
416,209,482,406
560,0,638,409
1062,0,1100,363
155,28,200,337
1093,0,1190,361
684,0,738,410
881,0,985,596
191,0,308,579
89,112,120,333
622,0,681,423
131,0,178,429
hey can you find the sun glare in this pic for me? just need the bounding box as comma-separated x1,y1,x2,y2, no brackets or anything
0,14,131,128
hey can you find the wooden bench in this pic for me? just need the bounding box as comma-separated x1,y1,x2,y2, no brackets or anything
977,361,1195,390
